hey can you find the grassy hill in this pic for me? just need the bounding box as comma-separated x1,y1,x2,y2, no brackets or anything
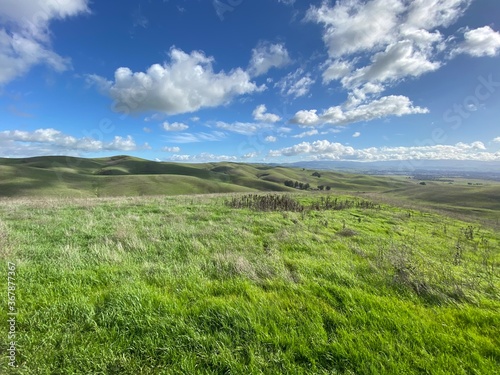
0,155,413,198
1,155,499,228
0,193,498,374
1,156,499,373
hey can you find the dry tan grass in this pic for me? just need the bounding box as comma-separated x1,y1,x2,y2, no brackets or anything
0,218,11,258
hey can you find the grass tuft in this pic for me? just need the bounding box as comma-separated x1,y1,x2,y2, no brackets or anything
0,193,498,374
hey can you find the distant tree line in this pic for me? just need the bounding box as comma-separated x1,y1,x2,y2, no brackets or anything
284,180,310,190
284,180,332,191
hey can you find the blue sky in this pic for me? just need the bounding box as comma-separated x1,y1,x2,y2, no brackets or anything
1,0,500,163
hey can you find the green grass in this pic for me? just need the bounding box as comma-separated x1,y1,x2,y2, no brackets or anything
2,156,500,228
0,193,499,374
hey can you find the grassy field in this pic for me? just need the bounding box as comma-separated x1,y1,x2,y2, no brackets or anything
1,193,499,374
2,155,500,228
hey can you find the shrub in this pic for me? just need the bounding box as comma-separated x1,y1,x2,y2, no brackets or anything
225,194,304,212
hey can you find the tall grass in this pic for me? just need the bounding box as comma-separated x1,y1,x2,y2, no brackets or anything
0,193,498,374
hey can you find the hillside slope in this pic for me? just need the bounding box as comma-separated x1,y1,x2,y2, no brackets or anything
0,155,410,198
1,155,499,228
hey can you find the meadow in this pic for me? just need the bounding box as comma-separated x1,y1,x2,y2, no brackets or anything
0,190,499,374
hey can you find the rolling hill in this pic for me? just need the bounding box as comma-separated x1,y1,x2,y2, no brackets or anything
0,155,411,198
1,155,499,228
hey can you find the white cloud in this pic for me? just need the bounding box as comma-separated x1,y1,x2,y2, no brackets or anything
0,0,89,85
162,122,189,132
306,0,404,58
277,0,295,5
306,0,493,128
292,129,319,138
265,136,277,143
169,154,190,161
276,68,315,98
322,59,352,84
277,126,292,134
144,113,167,122
170,153,237,162
143,127,152,133
215,121,271,136
321,128,344,135
165,131,226,144
0,0,90,35
107,136,139,151
345,83,385,108
452,26,500,57
89,47,264,115
493,137,500,143
242,152,258,158
248,42,291,77
0,128,143,157
342,40,441,89
252,104,281,123
352,132,361,138
162,146,181,153
290,109,320,126
404,0,471,31
268,140,499,161
291,95,428,127
307,0,470,59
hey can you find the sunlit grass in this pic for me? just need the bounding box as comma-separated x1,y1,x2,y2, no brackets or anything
0,193,498,374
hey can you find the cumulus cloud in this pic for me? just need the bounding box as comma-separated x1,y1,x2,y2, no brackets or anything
452,26,500,57
248,42,291,77
265,136,277,143
352,132,361,138
342,40,441,89
322,59,352,84
493,137,500,143
162,122,189,132
296,0,475,128
89,47,264,115
306,0,404,58
404,0,471,31
252,104,281,123
0,0,89,85
268,139,498,161
0,128,144,157
291,95,428,127
276,68,315,98
305,0,494,122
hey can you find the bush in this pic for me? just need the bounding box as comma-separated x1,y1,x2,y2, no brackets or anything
225,194,304,212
